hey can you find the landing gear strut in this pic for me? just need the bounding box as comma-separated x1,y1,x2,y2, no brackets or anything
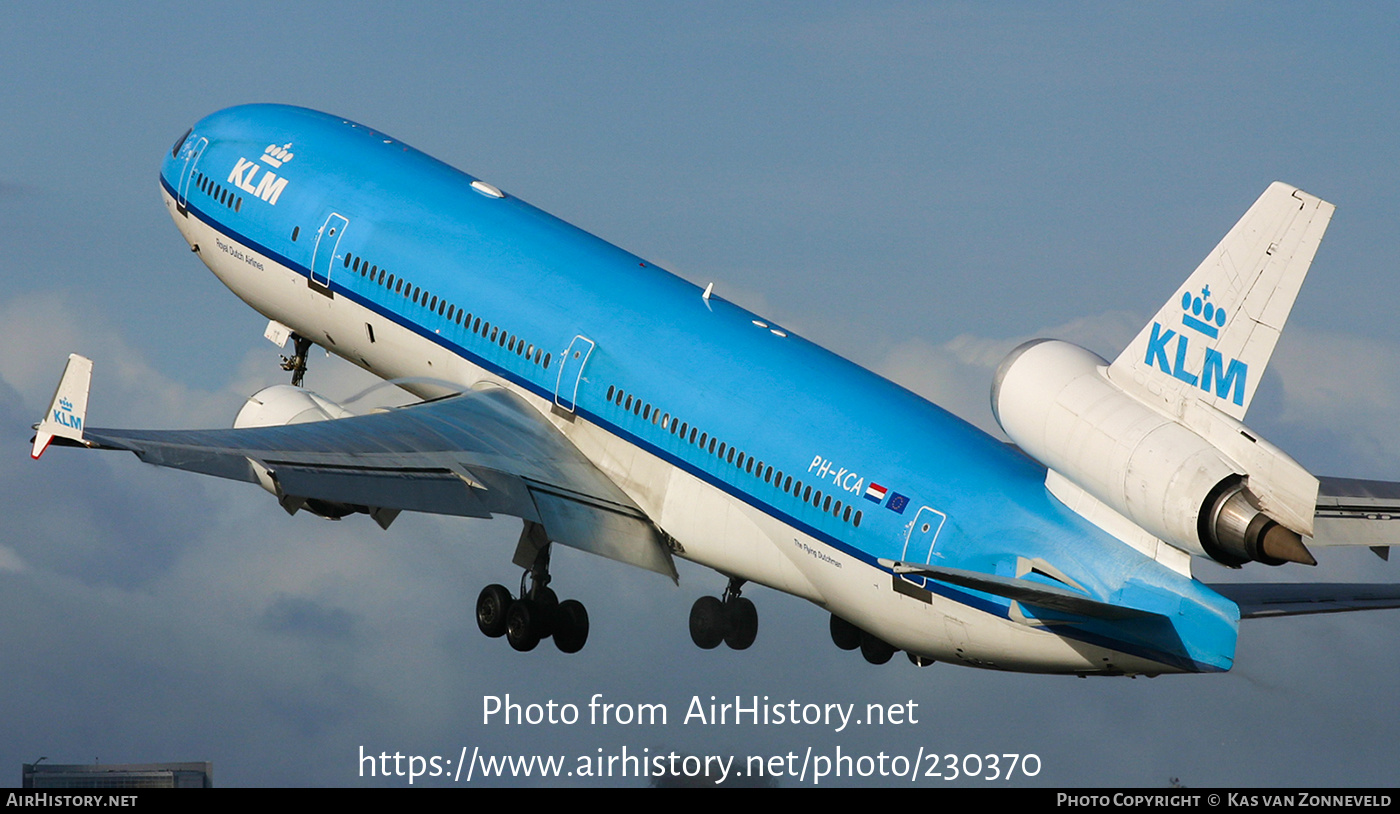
280,333,312,387
475,523,589,654
689,577,758,650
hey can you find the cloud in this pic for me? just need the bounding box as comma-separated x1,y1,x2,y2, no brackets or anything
0,292,237,429
873,311,1141,433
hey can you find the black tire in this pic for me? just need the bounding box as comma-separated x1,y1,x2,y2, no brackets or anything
907,652,935,667
860,631,895,665
476,584,513,638
724,597,758,650
553,599,589,654
689,595,727,649
506,600,541,652
829,614,861,651
533,586,559,638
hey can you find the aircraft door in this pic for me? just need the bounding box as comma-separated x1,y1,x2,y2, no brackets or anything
310,213,349,293
900,505,948,588
554,335,595,413
175,136,208,214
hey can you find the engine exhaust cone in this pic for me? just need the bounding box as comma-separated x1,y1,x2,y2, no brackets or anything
1262,524,1317,566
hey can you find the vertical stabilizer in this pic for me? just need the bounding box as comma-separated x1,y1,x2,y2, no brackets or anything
1108,183,1334,420
31,354,93,459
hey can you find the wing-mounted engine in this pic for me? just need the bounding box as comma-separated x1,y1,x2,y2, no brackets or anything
992,338,1316,567
233,384,356,429
232,384,369,521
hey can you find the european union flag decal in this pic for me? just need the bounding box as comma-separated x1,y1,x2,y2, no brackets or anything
885,492,909,514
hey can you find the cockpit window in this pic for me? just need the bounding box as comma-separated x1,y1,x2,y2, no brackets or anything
171,128,192,159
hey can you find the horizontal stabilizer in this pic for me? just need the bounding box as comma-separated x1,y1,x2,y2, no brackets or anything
1311,476,1400,548
880,559,1161,621
1209,582,1400,618
31,354,93,459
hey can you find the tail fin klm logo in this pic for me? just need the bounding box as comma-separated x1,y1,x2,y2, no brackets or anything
53,397,81,431
1143,285,1248,406
1181,285,1227,339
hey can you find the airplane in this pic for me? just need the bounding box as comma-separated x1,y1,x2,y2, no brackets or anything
29,104,1400,676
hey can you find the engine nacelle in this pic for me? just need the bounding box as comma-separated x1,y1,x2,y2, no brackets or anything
234,385,359,520
234,384,355,429
992,339,1314,566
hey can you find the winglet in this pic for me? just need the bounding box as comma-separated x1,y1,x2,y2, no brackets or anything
1108,183,1334,420
31,354,93,459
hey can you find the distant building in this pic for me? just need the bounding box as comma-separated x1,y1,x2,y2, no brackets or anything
21,762,212,788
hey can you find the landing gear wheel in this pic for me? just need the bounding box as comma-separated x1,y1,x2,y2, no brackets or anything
476,584,513,638
506,600,541,652
689,595,727,649
553,599,590,654
907,653,936,667
860,631,895,665
724,597,758,650
829,614,861,651
533,586,559,638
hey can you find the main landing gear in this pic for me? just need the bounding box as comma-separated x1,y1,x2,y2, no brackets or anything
829,613,935,667
689,577,758,650
477,524,589,654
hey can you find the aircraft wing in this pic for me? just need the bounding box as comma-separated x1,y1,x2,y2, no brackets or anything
1207,582,1400,618
33,357,676,579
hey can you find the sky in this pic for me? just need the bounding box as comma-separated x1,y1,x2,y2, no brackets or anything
3,2,1400,787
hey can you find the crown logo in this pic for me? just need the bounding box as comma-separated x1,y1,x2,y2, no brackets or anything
1180,285,1226,339
58,397,73,412
261,143,294,168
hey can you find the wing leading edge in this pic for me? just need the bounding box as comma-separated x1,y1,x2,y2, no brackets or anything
41,365,675,579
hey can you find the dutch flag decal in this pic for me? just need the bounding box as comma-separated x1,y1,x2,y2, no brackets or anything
865,483,887,503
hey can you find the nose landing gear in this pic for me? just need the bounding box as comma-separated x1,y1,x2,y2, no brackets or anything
280,333,313,387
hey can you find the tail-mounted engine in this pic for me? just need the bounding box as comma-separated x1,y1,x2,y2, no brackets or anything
992,339,1316,567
